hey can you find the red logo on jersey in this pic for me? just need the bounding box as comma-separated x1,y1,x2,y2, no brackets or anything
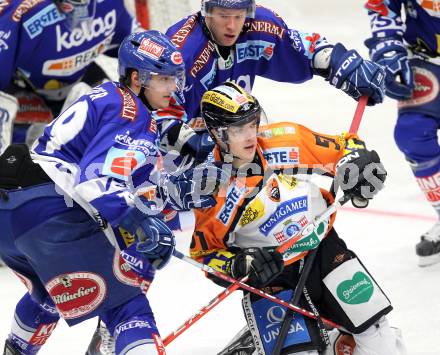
111,152,138,177
46,272,107,319
263,45,273,58
139,38,165,60
113,250,141,287
274,231,287,243
398,67,439,109
29,322,58,346
298,216,308,227
170,14,198,50
117,87,138,121
364,0,389,16
289,148,299,161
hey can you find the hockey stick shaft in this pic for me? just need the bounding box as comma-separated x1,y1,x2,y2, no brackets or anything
162,277,246,346
172,248,342,329
349,95,368,134
272,96,368,354
135,0,150,29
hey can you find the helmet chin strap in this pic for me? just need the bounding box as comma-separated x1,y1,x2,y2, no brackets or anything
202,16,235,67
138,87,154,111
215,132,247,164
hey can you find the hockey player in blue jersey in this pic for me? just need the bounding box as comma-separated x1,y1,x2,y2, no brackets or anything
0,30,219,355
155,0,387,168
364,0,440,266
153,0,388,233
0,0,139,154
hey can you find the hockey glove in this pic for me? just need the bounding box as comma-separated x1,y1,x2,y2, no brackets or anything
324,43,386,105
365,37,413,100
119,208,176,269
163,162,227,210
336,149,387,208
162,120,215,162
227,248,284,288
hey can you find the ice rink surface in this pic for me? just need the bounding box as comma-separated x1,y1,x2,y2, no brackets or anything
1,1,439,354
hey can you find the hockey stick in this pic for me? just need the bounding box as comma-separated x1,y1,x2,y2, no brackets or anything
163,276,247,346
172,247,343,329
135,0,150,29
272,95,368,355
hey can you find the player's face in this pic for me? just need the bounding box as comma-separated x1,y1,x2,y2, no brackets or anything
205,8,247,46
144,75,177,110
227,119,258,167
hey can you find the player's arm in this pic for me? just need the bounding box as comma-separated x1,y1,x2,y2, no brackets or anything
293,124,363,175
254,7,385,106
363,0,412,100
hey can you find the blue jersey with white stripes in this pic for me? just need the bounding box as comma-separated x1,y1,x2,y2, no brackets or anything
32,81,160,227
164,6,331,121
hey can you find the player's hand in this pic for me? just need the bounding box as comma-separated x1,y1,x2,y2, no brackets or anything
227,248,284,288
183,131,215,162
119,209,175,269
164,162,227,210
326,43,386,106
365,37,413,100
336,149,387,207
160,120,215,162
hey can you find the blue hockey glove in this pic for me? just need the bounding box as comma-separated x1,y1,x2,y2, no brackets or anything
326,43,386,105
119,208,175,269
336,149,387,208
184,131,215,162
365,37,413,100
161,120,215,162
164,162,227,210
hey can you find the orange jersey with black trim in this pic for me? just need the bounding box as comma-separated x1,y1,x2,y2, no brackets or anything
191,122,361,272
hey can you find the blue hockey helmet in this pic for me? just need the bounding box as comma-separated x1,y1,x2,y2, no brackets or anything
201,0,256,18
118,31,186,91
57,0,96,29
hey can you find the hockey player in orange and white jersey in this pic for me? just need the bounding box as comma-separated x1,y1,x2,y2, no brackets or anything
191,82,406,355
